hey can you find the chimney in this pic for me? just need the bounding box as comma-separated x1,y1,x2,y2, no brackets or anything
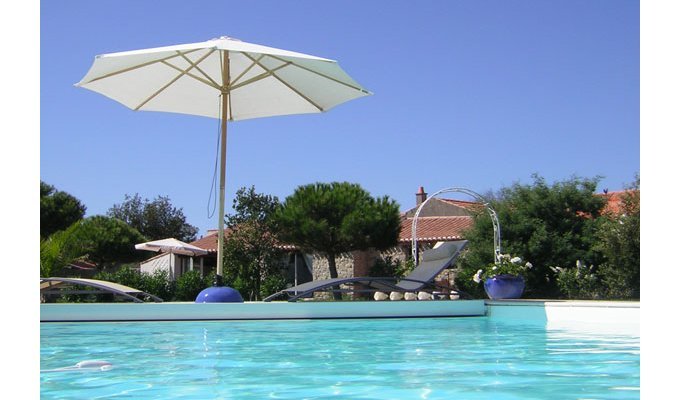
416,186,427,205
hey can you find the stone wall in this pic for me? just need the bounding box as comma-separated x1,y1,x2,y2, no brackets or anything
308,244,457,299
310,248,390,281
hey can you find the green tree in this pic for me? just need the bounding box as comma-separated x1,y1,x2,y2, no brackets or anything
40,216,147,275
108,194,198,242
275,182,401,298
70,215,148,269
40,181,86,238
40,221,83,277
456,175,606,298
595,176,640,299
222,187,286,301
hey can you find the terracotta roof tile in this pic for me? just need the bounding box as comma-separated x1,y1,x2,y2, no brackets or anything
399,216,474,242
189,229,299,253
189,230,220,252
438,198,485,212
598,190,638,216
192,215,474,252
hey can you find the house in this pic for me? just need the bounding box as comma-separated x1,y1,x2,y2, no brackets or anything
399,186,477,246
184,186,476,286
187,230,314,286
139,252,198,281
172,186,638,288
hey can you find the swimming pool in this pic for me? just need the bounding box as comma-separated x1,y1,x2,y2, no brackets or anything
40,316,639,399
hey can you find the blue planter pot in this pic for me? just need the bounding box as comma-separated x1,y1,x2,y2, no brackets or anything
484,274,525,299
195,286,244,303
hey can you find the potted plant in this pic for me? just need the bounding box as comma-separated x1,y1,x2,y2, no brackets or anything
472,254,533,299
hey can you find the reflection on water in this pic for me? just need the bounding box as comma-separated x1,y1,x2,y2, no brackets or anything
41,317,640,399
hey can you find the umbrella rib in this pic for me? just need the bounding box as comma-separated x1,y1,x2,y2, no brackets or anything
229,61,292,91
177,50,221,89
269,54,370,94
161,60,220,90
133,73,185,110
240,53,324,112
229,53,265,87
134,50,217,110
80,48,204,85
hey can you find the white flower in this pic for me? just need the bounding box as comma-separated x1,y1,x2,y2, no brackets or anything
576,260,585,269
525,262,533,269
473,269,483,283
492,265,498,270
510,256,523,265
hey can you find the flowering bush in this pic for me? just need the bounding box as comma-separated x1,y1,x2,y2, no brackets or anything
551,260,601,299
473,254,533,283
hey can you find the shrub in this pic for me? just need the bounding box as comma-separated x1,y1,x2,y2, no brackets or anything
594,184,640,299
457,175,606,298
175,270,210,301
139,269,174,301
95,265,174,301
95,265,143,289
551,260,602,299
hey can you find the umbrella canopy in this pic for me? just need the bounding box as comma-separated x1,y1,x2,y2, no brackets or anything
77,36,371,293
135,238,208,256
75,36,371,120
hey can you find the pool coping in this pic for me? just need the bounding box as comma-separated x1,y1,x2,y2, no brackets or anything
485,299,640,308
40,299,487,322
485,299,640,329
40,299,640,324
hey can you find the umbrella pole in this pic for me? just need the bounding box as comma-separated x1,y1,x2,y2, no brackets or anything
215,97,229,286
215,51,230,287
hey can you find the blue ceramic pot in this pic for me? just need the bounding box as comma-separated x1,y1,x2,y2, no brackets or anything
484,274,525,299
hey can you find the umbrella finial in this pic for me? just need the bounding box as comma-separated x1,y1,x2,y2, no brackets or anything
212,36,241,42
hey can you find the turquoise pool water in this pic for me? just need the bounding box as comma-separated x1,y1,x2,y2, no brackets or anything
40,317,639,399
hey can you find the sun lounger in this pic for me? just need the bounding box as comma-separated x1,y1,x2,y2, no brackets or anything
40,277,164,303
263,240,468,302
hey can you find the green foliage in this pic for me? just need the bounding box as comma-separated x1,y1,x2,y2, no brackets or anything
551,261,602,299
95,265,144,290
40,221,84,277
456,175,606,298
260,274,288,299
41,216,146,276
95,265,173,301
174,270,211,301
40,181,86,238
455,267,487,298
369,256,414,278
70,216,147,268
108,193,198,242
275,182,402,281
594,178,640,299
228,186,280,226
222,187,286,301
140,269,175,301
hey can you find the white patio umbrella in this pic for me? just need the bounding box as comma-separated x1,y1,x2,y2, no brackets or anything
135,238,208,256
77,36,371,300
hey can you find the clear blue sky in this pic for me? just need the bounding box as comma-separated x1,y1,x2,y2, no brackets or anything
39,0,640,237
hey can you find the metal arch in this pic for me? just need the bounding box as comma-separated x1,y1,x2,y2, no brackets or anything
411,187,501,265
